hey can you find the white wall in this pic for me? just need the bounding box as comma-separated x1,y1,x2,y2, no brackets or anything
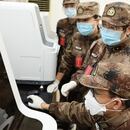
49,0,66,33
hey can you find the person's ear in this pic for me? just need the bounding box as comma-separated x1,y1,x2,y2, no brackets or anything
126,26,130,37
112,98,122,110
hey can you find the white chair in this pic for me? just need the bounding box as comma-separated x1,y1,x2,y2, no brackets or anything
0,32,57,130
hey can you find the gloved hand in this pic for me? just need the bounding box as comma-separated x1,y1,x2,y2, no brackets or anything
61,81,77,97
47,79,60,93
27,95,45,109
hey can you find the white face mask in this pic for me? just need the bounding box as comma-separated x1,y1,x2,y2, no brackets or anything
84,90,107,116
84,90,127,116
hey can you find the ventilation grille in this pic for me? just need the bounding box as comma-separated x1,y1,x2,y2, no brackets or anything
29,0,49,11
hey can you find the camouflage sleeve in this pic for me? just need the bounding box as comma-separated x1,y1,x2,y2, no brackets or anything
58,49,75,74
49,101,93,127
56,19,62,36
56,19,67,37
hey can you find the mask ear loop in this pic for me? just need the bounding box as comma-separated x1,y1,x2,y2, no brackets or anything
125,26,130,39
105,98,128,112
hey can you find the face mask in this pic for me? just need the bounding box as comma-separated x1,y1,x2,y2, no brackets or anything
64,7,77,18
77,22,94,36
85,90,126,116
100,26,122,46
84,90,106,115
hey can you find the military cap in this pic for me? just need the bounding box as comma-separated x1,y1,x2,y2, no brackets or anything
63,0,79,5
102,2,130,26
79,62,130,99
74,2,99,19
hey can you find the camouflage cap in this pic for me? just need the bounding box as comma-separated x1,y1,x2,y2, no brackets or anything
63,0,79,5
74,2,99,19
102,2,130,26
79,62,130,99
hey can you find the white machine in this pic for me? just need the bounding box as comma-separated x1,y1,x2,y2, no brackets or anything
0,1,59,85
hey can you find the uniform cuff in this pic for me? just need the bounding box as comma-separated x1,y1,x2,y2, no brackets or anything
48,103,59,115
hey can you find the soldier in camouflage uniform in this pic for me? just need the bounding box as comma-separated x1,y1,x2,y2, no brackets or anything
28,61,130,130
61,2,130,98
57,0,79,61
47,2,100,98
47,0,79,94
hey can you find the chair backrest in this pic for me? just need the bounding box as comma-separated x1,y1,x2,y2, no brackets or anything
0,30,57,130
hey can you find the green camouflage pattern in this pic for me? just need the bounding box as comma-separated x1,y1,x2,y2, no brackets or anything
79,38,130,99
102,2,130,26
56,18,77,64
58,32,99,74
74,2,99,19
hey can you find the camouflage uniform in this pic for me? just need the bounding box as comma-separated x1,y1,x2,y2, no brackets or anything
57,0,79,64
57,18,77,64
58,2,100,75
58,2,100,101
71,2,130,86
63,0,79,5
79,61,130,130
58,32,99,73
49,61,130,130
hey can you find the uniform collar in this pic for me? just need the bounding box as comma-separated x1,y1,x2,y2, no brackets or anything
106,38,130,53
96,108,130,129
83,32,100,42
67,17,76,25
